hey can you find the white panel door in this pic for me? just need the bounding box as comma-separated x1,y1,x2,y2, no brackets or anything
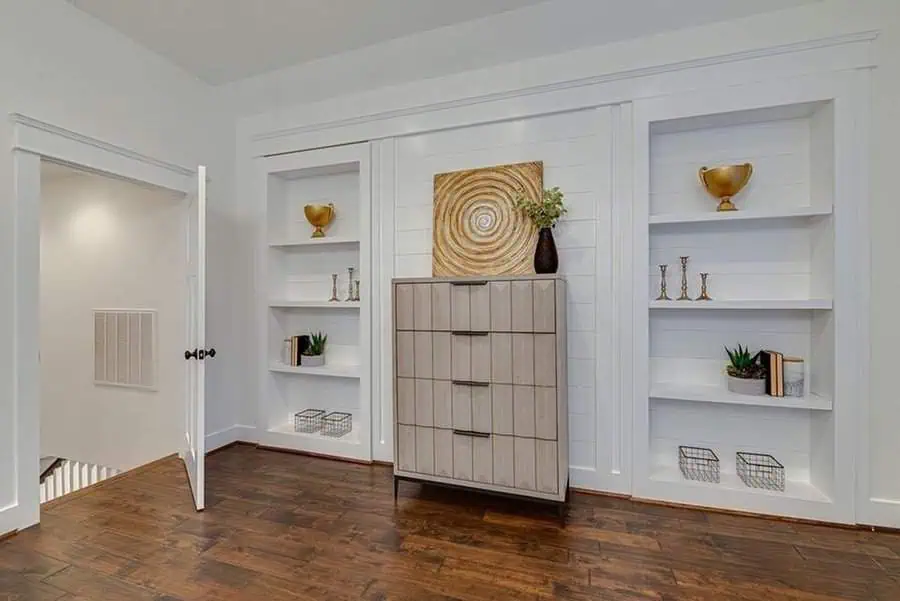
183,165,207,511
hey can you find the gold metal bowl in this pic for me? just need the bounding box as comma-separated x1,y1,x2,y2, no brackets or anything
698,164,753,212
303,203,335,238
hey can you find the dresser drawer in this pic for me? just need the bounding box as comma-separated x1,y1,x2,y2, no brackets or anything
451,381,492,432
408,428,560,496
450,281,490,331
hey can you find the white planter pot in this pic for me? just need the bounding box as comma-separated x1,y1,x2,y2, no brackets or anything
727,375,765,396
301,354,325,367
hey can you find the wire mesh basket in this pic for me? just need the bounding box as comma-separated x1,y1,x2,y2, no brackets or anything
736,452,785,491
322,411,352,438
679,446,720,483
293,409,325,433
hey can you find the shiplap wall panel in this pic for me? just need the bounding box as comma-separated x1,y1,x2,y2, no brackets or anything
650,310,811,387
649,220,816,301
650,399,812,480
270,171,360,243
393,109,607,471
650,116,811,215
93,310,156,390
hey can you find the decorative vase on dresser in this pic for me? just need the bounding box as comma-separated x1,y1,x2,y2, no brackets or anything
392,275,569,516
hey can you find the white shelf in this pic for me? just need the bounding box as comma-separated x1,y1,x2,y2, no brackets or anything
269,363,360,379
650,466,831,504
650,383,832,411
649,299,832,310
259,422,362,460
269,300,360,309
649,206,833,226
269,237,360,248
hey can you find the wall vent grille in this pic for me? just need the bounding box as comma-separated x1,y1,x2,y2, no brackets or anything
93,310,156,389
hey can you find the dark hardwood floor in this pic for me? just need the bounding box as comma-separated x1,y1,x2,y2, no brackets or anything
2,444,899,600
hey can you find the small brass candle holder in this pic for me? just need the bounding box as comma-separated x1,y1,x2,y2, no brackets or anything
677,256,692,301
656,265,671,301
695,273,712,301
345,267,355,302
329,274,339,302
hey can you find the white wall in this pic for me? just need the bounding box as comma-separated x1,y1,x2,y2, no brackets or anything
232,0,900,524
40,169,186,471
0,1,238,534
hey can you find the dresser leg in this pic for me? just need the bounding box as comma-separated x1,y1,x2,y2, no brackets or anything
393,477,399,503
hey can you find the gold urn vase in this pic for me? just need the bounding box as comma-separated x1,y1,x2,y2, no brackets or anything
303,203,335,238
698,164,753,212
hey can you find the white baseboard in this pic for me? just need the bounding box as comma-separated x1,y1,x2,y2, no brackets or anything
859,497,900,529
205,424,257,453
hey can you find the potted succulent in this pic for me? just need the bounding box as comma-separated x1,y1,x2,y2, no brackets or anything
724,344,766,395
516,186,567,274
301,331,327,367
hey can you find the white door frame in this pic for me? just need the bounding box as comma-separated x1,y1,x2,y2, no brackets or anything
4,114,197,533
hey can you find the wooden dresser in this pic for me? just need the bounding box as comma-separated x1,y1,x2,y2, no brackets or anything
392,275,568,509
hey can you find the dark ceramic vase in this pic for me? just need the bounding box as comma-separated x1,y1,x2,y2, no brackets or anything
534,227,559,274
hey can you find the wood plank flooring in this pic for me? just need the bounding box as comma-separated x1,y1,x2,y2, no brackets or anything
2,444,899,600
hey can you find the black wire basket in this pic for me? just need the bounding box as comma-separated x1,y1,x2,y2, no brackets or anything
293,409,325,433
322,411,352,438
736,452,785,491
679,446,720,483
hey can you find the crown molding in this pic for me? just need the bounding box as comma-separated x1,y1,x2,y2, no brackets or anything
247,30,877,148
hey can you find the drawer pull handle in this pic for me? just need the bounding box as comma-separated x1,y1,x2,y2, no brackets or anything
451,330,489,337
453,429,491,438
450,280,487,287
452,380,490,387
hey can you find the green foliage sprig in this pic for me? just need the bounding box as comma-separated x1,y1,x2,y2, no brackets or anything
724,344,765,380
304,331,327,356
515,186,567,229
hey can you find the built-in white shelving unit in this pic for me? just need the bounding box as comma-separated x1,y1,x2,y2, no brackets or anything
631,78,866,523
649,299,833,310
268,237,361,249
268,300,360,309
256,143,373,462
268,363,361,379
649,206,832,226
650,383,833,411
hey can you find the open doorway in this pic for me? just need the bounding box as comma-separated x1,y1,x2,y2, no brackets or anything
37,161,188,503
4,115,208,534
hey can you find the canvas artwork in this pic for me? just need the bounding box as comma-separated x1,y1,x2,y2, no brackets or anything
432,161,543,276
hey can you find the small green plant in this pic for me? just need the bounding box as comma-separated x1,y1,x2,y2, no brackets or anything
303,332,327,356
515,186,567,229
724,344,765,379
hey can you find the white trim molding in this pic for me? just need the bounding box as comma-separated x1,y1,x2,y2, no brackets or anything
10,114,196,194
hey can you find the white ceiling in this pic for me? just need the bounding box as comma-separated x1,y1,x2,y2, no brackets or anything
69,0,548,84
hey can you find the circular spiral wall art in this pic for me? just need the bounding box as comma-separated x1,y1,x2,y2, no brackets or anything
432,161,543,276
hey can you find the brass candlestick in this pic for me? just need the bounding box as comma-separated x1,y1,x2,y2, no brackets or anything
677,256,691,301
345,267,355,302
329,274,339,302
696,273,712,301
656,265,671,301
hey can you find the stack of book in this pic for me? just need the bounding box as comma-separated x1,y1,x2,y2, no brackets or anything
760,350,784,397
289,335,310,366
